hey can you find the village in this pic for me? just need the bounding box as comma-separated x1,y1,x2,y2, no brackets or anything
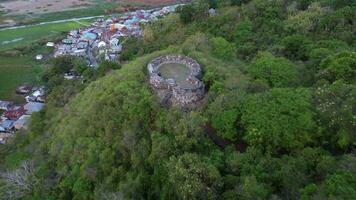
0,86,45,144
53,5,181,67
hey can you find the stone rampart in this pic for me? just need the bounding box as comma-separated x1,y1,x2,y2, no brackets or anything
148,55,205,108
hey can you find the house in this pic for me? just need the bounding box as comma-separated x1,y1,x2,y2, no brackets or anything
24,102,44,115
0,101,14,111
26,88,45,103
64,70,80,80
73,49,86,56
110,38,122,53
208,8,217,16
16,85,33,95
35,54,43,60
62,39,73,45
69,30,79,37
46,42,55,47
14,115,31,130
0,119,15,131
3,106,26,120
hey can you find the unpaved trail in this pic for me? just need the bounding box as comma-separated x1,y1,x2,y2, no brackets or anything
0,15,104,32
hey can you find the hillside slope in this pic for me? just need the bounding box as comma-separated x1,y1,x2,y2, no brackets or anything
0,0,355,199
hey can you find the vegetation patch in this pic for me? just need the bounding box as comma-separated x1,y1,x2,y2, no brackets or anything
0,56,41,101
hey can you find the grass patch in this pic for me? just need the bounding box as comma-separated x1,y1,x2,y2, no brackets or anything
159,63,190,83
0,55,42,101
0,20,90,51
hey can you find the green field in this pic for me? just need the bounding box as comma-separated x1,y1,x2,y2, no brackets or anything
0,20,91,51
0,17,96,101
0,56,42,102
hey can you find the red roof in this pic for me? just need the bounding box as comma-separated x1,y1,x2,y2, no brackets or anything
4,106,26,120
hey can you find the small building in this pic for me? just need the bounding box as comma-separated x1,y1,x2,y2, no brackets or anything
0,119,15,131
24,102,44,115
64,71,80,80
110,38,122,53
98,41,106,48
0,101,14,111
73,49,86,56
46,42,55,47
69,30,79,37
16,85,33,95
77,41,88,49
208,8,217,16
14,115,31,130
26,88,45,103
62,39,73,45
36,54,43,60
3,106,26,120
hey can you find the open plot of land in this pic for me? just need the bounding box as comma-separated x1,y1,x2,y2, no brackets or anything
159,63,190,83
0,0,114,26
0,56,42,101
0,0,93,15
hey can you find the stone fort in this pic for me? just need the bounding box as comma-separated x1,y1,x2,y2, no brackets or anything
148,55,205,108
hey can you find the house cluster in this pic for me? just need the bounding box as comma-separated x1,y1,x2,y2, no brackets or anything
0,86,45,144
54,5,180,67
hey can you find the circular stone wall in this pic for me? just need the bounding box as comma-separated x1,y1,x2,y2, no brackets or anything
148,55,205,107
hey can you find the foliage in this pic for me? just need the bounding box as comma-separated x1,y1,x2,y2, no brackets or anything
318,51,356,83
164,153,221,199
241,88,317,153
249,52,298,87
97,61,121,77
314,81,355,150
0,0,355,199
280,34,312,61
211,37,236,60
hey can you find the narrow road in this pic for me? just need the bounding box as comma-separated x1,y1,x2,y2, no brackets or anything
0,15,105,32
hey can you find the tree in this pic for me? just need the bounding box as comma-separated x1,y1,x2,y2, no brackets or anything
314,81,355,150
318,51,356,83
249,52,299,87
241,88,317,153
235,20,253,45
211,37,236,60
207,91,245,141
230,0,251,6
164,153,222,200
302,171,356,199
241,176,270,199
285,2,325,34
178,5,196,24
97,61,121,77
0,161,35,200
280,34,312,60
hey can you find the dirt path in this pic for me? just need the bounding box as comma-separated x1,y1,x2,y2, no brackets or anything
0,15,104,32
203,123,246,152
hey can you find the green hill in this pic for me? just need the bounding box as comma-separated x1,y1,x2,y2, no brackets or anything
0,0,355,199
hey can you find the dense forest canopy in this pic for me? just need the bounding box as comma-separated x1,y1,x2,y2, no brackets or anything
0,0,355,199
